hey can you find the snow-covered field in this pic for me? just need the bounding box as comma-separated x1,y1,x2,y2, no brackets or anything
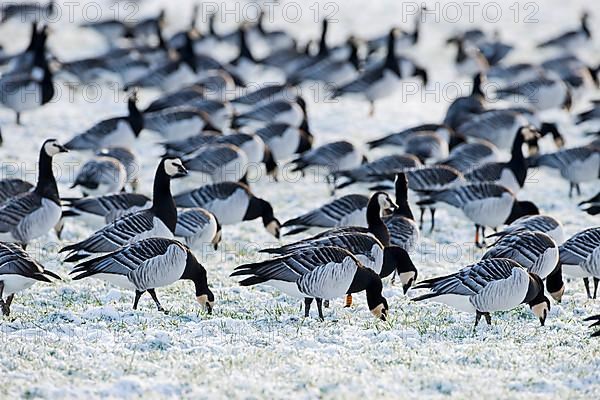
1,0,600,398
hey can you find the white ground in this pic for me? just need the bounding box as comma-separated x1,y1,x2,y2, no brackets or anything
1,0,600,398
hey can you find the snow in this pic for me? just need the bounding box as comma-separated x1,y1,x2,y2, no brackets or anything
1,0,600,398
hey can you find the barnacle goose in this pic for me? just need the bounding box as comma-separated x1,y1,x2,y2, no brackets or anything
0,139,67,246
579,192,600,215
290,140,364,179
175,208,221,250
464,127,536,193
71,237,214,314
495,76,572,112
537,12,591,49
559,227,600,299
230,84,288,112
443,74,485,130
182,144,249,184
0,241,60,316
62,193,152,224
0,179,33,204
65,94,143,151
446,36,489,76
282,194,369,236
384,173,420,252
254,121,313,163
438,141,498,174
529,144,600,197
412,258,551,328
487,215,565,245
96,147,139,192
405,165,465,232
60,158,187,262
417,183,539,247
367,124,458,150
231,246,389,321
334,154,421,190
174,182,281,238
71,156,128,197
232,97,307,129
143,108,217,141
0,26,54,125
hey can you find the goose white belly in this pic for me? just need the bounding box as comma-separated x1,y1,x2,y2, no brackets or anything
239,137,264,165
267,279,304,298
562,153,600,183
462,193,513,228
339,207,367,227
0,274,38,296
267,127,300,161
14,199,62,243
204,190,250,225
428,294,476,313
366,70,401,102
2,81,42,112
562,264,590,278
93,273,137,290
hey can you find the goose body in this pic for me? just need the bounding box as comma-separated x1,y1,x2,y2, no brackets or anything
334,154,421,189
384,173,420,252
175,208,221,249
254,122,313,162
495,77,571,112
70,237,214,313
488,215,564,245
291,141,363,175
144,109,213,141
63,193,152,223
440,141,497,173
71,156,127,197
456,110,529,150
0,179,34,204
183,144,249,184
559,227,600,298
538,13,591,49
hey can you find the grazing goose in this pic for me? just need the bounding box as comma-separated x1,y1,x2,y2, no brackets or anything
584,315,600,337
0,27,54,125
0,139,67,246
0,241,60,316
487,215,565,245
538,12,591,49
62,193,151,224
182,144,249,184
417,183,539,247
439,141,498,173
464,127,536,193
334,29,405,116
231,246,389,321
60,158,187,262
495,77,572,112
65,94,143,151
579,192,600,215
405,165,465,232
529,145,600,197
96,147,139,192
174,182,281,238
412,258,551,328
559,227,600,299
0,179,33,204
334,154,421,190
384,173,420,252
71,237,214,313
254,121,313,163
290,141,364,180
71,156,128,197
282,194,369,236
175,208,221,250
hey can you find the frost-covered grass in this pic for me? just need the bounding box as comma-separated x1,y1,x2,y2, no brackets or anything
1,0,600,398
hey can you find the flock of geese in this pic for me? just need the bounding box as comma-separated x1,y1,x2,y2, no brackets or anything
0,2,600,337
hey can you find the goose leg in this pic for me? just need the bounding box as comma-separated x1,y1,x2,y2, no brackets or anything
148,289,166,313
316,298,324,321
584,278,592,299
577,184,582,196
474,311,483,329
484,312,492,325
304,298,313,318
474,225,483,248
0,281,7,316
16,112,21,125
569,183,574,198
368,101,375,117
480,227,486,248
133,290,145,310
419,208,425,230
4,294,13,316
594,278,599,299
429,208,436,232
344,294,353,308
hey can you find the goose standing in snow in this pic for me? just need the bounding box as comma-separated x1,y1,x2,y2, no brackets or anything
96,147,139,192
231,246,389,321
0,139,67,246
559,227,600,299
0,241,60,316
71,238,214,313
334,154,421,190
464,126,537,193
71,156,128,197
529,144,600,197
174,182,281,238
417,183,539,247
60,158,187,262
412,258,551,328
65,94,143,151
282,194,369,236
384,173,420,252
182,144,249,184
175,208,221,250
537,12,591,49
62,193,151,224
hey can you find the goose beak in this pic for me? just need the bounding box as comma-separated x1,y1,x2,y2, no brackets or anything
539,316,546,326
57,144,69,153
175,164,188,178
196,294,213,314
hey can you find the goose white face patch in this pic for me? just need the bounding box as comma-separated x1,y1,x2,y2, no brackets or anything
165,159,183,176
399,271,416,286
531,302,549,320
371,303,386,319
44,140,63,156
550,284,565,303
266,220,280,238
377,193,394,211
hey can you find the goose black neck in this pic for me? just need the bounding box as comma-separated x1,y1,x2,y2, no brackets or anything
523,274,545,305
127,98,144,136
34,148,59,203
318,20,328,57
394,176,414,220
385,31,398,73
182,252,211,296
26,22,38,51
244,196,275,226
348,41,360,70
412,12,421,43
367,198,390,246
257,12,266,34
209,14,217,36
546,261,564,294
238,28,255,62
348,268,384,311
507,131,527,187
471,73,483,97
381,246,414,279
151,162,177,232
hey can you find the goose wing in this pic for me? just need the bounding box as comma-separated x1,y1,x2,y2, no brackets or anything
65,118,124,150
0,192,43,233
283,194,367,228
559,227,600,265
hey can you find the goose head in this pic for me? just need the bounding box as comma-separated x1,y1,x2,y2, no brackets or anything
382,246,418,294
372,191,396,215
530,295,551,326
506,200,539,224
197,292,215,314
365,272,389,321
43,139,68,156
163,157,188,177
